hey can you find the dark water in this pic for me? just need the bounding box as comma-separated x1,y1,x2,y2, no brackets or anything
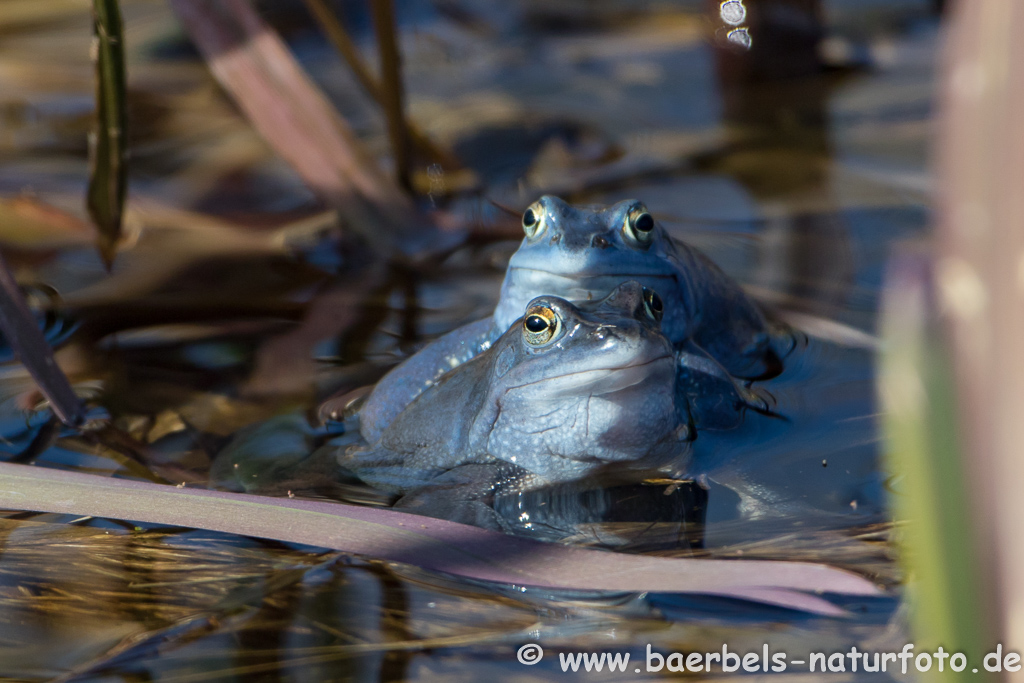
0,0,936,679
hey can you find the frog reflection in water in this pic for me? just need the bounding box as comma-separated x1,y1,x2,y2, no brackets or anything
340,282,693,532
358,195,786,444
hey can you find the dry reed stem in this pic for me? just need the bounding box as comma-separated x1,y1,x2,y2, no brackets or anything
370,0,412,193
300,0,461,171
168,0,450,258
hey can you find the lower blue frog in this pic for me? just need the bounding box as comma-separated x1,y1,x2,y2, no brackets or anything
338,282,692,532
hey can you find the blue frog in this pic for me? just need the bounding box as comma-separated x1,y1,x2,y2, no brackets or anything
339,282,692,531
357,195,786,443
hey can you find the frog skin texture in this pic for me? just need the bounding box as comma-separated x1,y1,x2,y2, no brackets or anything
357,195,786,444
338,282,693,531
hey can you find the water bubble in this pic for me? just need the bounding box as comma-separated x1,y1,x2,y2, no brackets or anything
426,163,446,207
720,1,746,26
727,28,752,50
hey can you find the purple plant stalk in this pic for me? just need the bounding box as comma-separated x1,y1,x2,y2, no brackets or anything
0,462,881,615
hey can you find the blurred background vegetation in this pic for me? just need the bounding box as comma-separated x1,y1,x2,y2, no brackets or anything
3,0,1018,680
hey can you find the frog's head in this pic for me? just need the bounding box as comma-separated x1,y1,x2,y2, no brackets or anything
494,196,687,338
477,281,687,481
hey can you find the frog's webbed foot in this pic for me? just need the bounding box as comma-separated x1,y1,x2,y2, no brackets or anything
209,413,356,495
676,344,781,430
494,468,709,548
738,383,776,415
395,464,578,537
395,493,505,531
733,326,801,381
769,321,803,357
336,443,448,496
762,321,807,369
393,462,527,531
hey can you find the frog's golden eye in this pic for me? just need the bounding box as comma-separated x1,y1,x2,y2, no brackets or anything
522,202,546,239
642,287,664,322
523,305,561,345
623,207,655,246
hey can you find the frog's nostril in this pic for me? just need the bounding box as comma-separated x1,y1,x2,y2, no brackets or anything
591,235,610,249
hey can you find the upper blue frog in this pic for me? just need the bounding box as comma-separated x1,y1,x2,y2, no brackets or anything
357,195,783,443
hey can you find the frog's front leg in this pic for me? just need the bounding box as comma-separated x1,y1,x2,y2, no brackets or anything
675,343,776,430
358,317,496,443
393,462,530,531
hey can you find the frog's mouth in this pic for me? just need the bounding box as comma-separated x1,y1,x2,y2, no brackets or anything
509,354,675,397
502,268,679,310
507,267,677,285
499,268,679,316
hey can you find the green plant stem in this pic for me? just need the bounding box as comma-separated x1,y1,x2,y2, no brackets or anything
86,0,128,268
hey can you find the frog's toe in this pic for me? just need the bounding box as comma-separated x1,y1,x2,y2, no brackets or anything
742,332,771,356
770,325,805,360
318,385,373,424
395,490,504,531
738,384,774,413
732,330,797,380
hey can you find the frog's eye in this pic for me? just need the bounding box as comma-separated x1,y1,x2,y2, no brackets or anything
623,208,655,246
642,287,664,322
523,305,561,346
522,202,547,239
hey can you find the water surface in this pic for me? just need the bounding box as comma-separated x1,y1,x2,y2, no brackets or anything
0,0,936,679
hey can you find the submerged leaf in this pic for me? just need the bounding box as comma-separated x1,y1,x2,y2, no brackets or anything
0,462,881,615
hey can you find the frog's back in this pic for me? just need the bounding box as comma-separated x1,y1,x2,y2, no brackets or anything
663,236,782,379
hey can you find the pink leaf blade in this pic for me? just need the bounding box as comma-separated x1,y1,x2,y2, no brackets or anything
0,462,881,613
